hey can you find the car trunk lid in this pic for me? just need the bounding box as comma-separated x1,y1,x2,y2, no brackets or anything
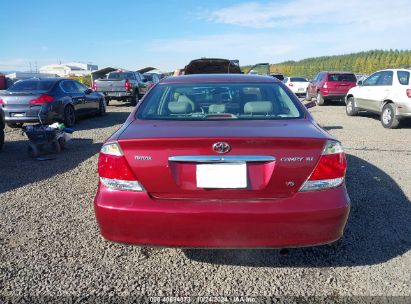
117,119,329,200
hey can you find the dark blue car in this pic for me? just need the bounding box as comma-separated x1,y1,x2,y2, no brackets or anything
0,78,106,128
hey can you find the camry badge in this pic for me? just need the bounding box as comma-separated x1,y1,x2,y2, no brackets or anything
213,142,231,154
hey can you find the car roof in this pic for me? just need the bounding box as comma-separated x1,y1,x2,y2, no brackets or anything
376,68,411,72
160,74,279,84
18,77,62,82
324,71,355,74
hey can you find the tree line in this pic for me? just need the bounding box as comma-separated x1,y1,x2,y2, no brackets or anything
243,50,411,79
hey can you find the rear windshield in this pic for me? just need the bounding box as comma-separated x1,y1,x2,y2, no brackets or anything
136,82,304,121
7,80,56,92
327,74,356,82
107,72,134,80
290,77,308,82
397,71,410,85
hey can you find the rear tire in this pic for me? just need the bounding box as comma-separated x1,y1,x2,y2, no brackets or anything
381,103,400,129
97,99,106,116
63,105,76,127
346,97,358,116
7,122,23,129
316,91,325,106
130,91,138,106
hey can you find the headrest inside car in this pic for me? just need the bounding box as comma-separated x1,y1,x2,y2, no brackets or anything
208,104,226,113
168,101,193,114
244,101,273,114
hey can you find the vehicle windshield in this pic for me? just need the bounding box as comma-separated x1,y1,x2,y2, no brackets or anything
107,72,134,80
7,80,56,92
328,74,356,82
136,82,304,121
290,77,308,82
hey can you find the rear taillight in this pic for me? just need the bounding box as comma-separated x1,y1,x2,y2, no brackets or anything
98,142,143,191
406,89,411,98
323,82,328,89
29,94,54,105
0,98,6,105
299,141,346,192
93,82,97,91
125,79,131,91
288,83,294,87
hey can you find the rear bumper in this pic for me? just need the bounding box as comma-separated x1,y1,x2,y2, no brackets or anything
103,91,132,98
94,185,350,248
4,106,58,123
396,102,411,117
321,91,347,100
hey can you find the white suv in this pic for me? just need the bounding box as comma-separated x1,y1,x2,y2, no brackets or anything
345,69,411,128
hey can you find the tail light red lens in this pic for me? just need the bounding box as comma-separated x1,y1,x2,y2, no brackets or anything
406,89,411,98
93,82,97,91
289,83,294,87
125,79,131,91
323,82,328,89
98,142,143,191
0,98,6,105
309,153,346,180
300,141,346,192
98,153,136,181
29,94,54,105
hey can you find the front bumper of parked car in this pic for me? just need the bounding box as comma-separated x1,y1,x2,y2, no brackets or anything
94,184,350,248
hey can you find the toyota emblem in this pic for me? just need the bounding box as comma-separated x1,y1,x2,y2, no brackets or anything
213,142,231,154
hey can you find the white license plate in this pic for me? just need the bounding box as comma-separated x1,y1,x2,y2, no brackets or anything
298,88,304,92
12,113,24,117
196,163,247,188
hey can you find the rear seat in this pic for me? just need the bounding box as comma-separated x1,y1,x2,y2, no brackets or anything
244,101,274,115
168,101,193,114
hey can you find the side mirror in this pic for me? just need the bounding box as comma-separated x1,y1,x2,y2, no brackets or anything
305,100,316,109
357,80,363,86
84,88,92,94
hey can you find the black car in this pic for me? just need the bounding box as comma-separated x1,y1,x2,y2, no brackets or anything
0,78,106,128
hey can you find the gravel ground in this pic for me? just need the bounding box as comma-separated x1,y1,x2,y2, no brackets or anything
0,100,410,303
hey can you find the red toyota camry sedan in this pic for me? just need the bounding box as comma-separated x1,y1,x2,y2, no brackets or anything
94,74,350,248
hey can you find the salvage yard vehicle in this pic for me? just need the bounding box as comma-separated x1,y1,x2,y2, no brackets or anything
306,71,357,105
283,77,310,97
184,58,242,74
94,74,350,248
93,70,150,106
247,63,284,81
346,69,411,129
0,78,106,128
